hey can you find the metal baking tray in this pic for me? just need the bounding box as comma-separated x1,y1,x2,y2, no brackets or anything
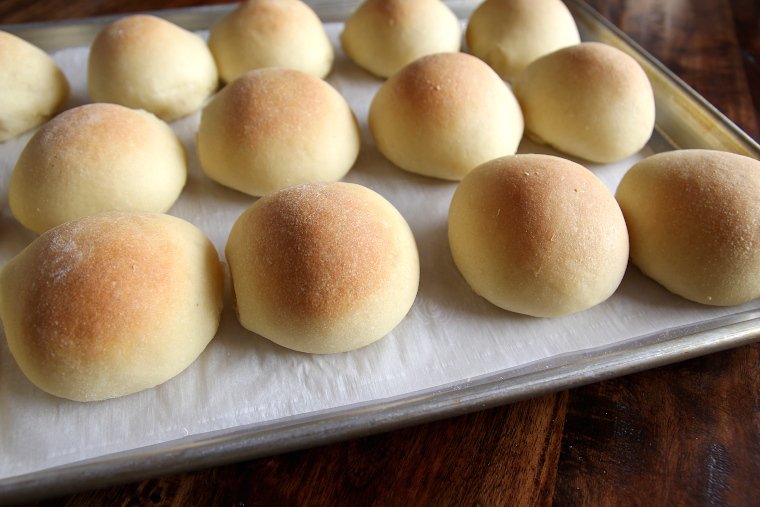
1,1,759,503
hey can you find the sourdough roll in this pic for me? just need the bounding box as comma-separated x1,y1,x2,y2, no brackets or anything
341,0,461,78
88,15,218,120
209,0,334,82
513,42,655,163
197,68,360,197
369,52,524,180
9,103,187,234
0,31,69,142
225,182,420,353
0,212,224,402
466,0,580,81
448,154,629,317
616,149,760,306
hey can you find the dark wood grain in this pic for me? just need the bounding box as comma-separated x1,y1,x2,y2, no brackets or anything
3,1,758,506
557,345,760,506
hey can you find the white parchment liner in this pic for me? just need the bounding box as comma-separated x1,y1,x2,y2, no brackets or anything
1,24,757,480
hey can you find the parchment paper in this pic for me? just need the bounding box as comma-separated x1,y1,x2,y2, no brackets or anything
1,24,758,480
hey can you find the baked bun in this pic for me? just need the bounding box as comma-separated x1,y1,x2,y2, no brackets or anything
209,0,334,82
448,154,629,317
341,0,461,78
369,52,523,180
9,103,186,234
466,0,580,81
513,42,655,163
0,212,224,401
225,182,419,353
197,68,360,197
88,15,218,121
616,149,760,306
0,31,69,142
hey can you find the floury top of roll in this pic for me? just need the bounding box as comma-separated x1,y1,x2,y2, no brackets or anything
0,212,224,402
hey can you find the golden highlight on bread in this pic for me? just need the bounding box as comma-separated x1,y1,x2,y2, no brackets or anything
0,31,69,142
341,0,461,78
513,42,655,163
225,182,420,353
616,149,760,306
209,0,334,82
369,52,524,180
8,103,187,234
466,0,580,81
197,68,360,197
88,15,218,121
448,154,629,317
0,212,224,401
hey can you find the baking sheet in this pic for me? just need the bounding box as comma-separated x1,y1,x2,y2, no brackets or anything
1,0,759,502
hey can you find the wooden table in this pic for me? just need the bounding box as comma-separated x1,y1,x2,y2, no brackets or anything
2,1,758,505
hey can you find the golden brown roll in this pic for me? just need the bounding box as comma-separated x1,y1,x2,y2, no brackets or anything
466,0,580,81
340,0,461,78
225,182,419,353
513,42,655,163
209,0,334,82
369,52,524,180
449,154,629,317
88,15,218,121
8,103,187,234
0,30,69,142
0,212,224,401
616,149,760,306
197,68,360,197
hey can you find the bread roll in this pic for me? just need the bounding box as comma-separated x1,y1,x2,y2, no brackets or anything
513,42,655,163
209,0,334,82
369,52,524,180
466,0,580,81
0,212,224,401
225,182,419,353
616,149,760,306
0,31,69,142
9,103,187,234
88,15,218,121
448,154,629,317
341,0,461,78
197,68,360,197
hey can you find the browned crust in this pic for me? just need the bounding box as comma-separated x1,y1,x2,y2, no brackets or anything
18,214,179,371
233,183,400,321
467,155,624,273
616,149,760,304
386,52,494,125
211,68,335,144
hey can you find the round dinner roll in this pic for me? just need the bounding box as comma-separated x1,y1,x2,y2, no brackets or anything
0,212,224,402
341,0,461,78
466,0,580,81
513,42,655,163
8,103,187,234
88,14,218,121
0,31,69,142
209,0,333,82
369,52,524,180
448,154,629,317
197,68,360,197
225,182,420,354
616,149,760,306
